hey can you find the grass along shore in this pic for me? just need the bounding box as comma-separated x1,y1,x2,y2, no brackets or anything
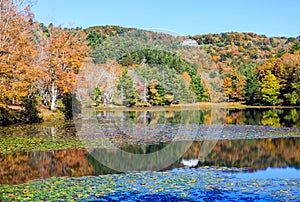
91,102,300,112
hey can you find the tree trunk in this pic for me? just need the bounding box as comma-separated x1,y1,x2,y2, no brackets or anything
50,82,57,111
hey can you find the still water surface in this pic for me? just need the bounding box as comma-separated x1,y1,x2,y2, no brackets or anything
1,108,300,185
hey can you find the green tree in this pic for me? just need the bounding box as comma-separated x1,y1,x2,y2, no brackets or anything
117,70,137,107
93,86,102,106
85,30,106,49
243,65,261,105
284,91,299,105
260,72,281,105
289,41,300,54
191,76,206,101
275,48,286,58
21,97,42,123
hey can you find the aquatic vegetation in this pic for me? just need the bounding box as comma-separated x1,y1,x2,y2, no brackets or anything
0,136,84,154
1,167,299,201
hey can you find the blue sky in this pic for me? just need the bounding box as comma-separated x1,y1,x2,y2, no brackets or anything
32,0,300,37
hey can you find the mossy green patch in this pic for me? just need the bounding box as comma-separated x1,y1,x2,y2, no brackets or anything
1,167,299,201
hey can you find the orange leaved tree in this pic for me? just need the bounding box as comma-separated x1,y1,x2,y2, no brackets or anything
38,25,89,110
0,0,39,106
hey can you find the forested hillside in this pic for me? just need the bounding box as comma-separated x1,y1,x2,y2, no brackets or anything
192,33,300,105
85,25,300,106
1,0,300,125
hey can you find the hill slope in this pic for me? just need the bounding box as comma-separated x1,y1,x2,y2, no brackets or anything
84,26,300,106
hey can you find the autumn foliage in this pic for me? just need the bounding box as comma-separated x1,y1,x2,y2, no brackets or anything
38,25,89,110
1,0,300,125
0,0,39,104
0,0,89,111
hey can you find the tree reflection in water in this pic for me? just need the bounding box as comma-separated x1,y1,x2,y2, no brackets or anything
1,137,299,185
1,108,300,184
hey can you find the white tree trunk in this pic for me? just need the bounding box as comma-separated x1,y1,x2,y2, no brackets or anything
50,82,57,111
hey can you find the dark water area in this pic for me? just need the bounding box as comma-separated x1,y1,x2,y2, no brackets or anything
1,137,299,185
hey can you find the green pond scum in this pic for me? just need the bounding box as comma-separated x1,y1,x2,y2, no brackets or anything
1,167,299,201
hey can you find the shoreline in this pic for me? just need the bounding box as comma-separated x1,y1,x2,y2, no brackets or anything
2,102,299,126
91,102,300,111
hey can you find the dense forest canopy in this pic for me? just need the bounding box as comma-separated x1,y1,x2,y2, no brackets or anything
1,0,300,124
84,26,300,107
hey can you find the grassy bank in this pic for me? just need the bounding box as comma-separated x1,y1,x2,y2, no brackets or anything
92,102,300,112
38,107,64,122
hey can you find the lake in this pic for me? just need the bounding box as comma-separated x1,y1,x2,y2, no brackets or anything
1,108,300,201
